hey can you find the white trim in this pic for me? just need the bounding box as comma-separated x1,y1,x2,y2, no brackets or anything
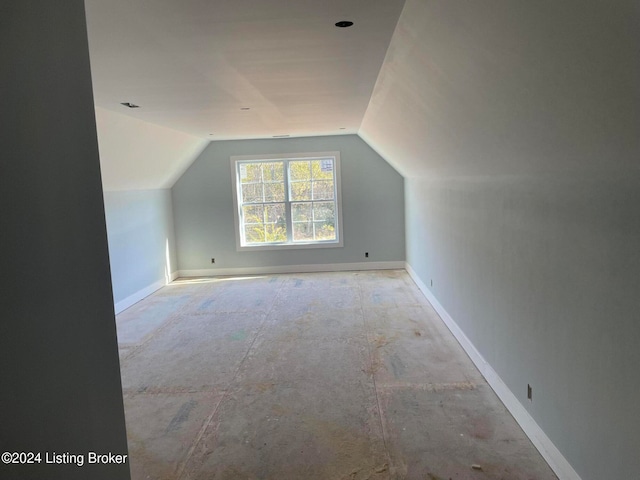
113,271,179,314
178,261,404,278
405,262,582,480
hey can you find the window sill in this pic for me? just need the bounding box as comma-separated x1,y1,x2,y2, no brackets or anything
236,240,343,252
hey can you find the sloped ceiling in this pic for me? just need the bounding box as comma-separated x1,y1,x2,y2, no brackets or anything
360,0,639,178
85,0,405,190
96,107,208,191
88,0,638,189
85,0,405,140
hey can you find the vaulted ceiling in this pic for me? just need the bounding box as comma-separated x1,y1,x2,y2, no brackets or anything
87,0,638,190
85,0,405,141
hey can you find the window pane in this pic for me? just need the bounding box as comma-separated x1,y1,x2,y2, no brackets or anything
242,205,264,224
289,161,311,181
240,163,262,183
242,183,263,203
311,159,333,180
312,202,335,222
244,224,265,243
312,180,334,200
264,203,286,224
290,180,312,201
292,221,313,242
244,222,287,244
264,223,286,243
314,221,336,241
264,182,285,202
292,202,312,222
243,204,286,244
262,162,284,182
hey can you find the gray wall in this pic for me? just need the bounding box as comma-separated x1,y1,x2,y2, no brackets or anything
406,174,640,479
0,2,130,479
172,135,405,271
362,1,639,477
104,189,177,308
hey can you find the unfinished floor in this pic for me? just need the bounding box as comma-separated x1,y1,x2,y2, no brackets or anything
116,270,557,480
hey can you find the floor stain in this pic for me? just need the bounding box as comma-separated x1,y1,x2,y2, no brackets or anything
198,299,215,310
165,399,197,433
390,354,406,378
271,404,287,416
375,463,388,473
253,382,276,393
228,329,247,341
470,416,494,440
372,334,390,349
364,357,384,376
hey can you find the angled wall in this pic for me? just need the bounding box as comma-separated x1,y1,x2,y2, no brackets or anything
94,108,207,312
361,1,640,479
172,135,405,274
104,189,177,313
0,2,130,479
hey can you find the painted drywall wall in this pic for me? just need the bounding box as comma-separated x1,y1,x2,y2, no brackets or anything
0,2,130,479
95,106,208,191
363,1,640,479
104,190,177,313
172,135,404,272
360,0,638,178
406,174,640,479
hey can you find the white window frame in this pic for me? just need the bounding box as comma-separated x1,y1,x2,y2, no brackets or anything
231,151,344,251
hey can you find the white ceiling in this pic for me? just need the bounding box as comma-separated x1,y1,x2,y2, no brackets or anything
86,0,635,189
85,0,406,141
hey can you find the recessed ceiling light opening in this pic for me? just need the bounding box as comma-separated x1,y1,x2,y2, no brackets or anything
335,21,354,28
120,102,140,108
240,107,251,110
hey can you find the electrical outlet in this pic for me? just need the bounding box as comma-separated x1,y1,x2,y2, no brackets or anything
527,384,532,401
365,252,369,258
211,258,215,264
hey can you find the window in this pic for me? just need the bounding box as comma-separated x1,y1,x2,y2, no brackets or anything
231,152,343,250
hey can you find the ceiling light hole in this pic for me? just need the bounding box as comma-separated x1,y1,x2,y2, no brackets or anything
240,107,251,111
120,102,140,108
335,21,354,28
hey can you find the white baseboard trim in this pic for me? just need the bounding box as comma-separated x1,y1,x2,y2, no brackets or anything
113,271,179,314
405,262,581,480
178,261,405,278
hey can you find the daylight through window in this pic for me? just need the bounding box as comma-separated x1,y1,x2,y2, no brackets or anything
231,152,342,249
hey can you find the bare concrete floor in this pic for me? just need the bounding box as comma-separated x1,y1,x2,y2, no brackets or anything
117,270,557,480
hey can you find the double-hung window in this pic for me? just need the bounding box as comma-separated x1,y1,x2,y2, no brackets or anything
231,152,343,250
